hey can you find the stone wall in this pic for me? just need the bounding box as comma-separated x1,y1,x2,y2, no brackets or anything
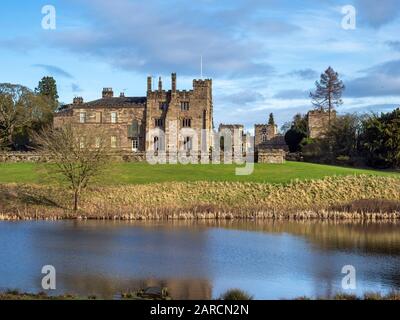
0,152,51,163
0,152,147,163
1,151,261,163
257,149,286,164
307,109,336,139
254,123,278,148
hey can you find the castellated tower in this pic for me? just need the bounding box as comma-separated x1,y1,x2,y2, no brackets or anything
145,73,213,153
307,109,337,139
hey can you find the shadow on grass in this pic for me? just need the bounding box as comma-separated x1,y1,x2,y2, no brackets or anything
0,185,61,209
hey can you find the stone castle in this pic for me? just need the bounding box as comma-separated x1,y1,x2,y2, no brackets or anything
54,73,213,153
54,73,331,163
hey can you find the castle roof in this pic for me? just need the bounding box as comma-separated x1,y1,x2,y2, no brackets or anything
80,96,147,108
219,124,244,129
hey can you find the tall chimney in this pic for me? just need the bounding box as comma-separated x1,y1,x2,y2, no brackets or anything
102,88,113,98
73,97,83,105
171,73,177,92
147,76,152,92
158,77,163,91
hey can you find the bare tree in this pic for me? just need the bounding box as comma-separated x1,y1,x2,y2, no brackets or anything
33,123,111,211
310,67,345,125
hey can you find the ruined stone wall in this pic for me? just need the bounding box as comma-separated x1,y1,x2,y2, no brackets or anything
254,123,288,152
254,124,278,148
257,149,285,164
307,110,336,139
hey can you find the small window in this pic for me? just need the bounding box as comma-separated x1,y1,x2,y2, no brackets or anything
159,102,168,111
155,118,164,127
182,118,191,128
181,102,189,111
184,136,192,151
79,112,86,123
132,137,139,151
111,136,117,148
96,112,102,123
154,136,159,151
111,112,117,123
262,134,268,142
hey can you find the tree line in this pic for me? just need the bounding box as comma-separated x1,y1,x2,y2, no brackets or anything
284,67,400,169
0,76,59,150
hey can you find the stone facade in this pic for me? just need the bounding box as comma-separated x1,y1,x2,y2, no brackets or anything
53,74,214,154
218,124,248,153
145,74,213,153
307,109,337,139
254,123,288,151
257,149,286,164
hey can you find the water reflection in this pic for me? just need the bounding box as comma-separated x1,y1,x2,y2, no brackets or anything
0,220,399,299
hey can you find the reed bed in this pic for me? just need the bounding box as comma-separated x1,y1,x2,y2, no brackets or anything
1,175,400,221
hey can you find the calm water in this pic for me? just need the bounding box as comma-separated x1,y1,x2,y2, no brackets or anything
0,220,399,299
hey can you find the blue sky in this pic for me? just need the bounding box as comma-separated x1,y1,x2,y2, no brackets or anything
1,0,400,130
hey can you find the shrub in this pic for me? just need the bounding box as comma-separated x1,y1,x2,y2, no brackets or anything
220,289,253,300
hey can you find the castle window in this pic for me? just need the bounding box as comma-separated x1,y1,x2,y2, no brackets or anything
262,134,268,142
79,112,86,123
96,112,102,123
154,136,160,151
181,102,190,111
111,112,117,123
155,118,164,127
111,136,117,148
182,118,191,128
132,138,139,151
184,136,192,151
159,102,168,111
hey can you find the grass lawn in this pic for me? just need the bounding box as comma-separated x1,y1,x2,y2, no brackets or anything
0,161,398,185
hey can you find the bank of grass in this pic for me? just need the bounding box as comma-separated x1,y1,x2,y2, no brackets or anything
0,290,85,300
0,161,398,185
1,175,400,220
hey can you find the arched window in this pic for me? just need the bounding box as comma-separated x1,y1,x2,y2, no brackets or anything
184,136,192,151
154,136,159,151
262,134,268,142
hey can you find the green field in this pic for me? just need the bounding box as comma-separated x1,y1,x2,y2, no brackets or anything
0,161,398,185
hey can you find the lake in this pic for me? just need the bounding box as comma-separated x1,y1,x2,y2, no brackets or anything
0,220,399,299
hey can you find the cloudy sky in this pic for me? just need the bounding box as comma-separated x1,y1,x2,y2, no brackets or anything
1,0,400,130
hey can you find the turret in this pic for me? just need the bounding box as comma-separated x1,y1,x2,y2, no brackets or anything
171,73,177,92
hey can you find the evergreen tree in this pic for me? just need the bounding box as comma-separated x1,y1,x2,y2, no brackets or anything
268,113,275,126
284,113,308,152
310,67,345,125
35,76,59,109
